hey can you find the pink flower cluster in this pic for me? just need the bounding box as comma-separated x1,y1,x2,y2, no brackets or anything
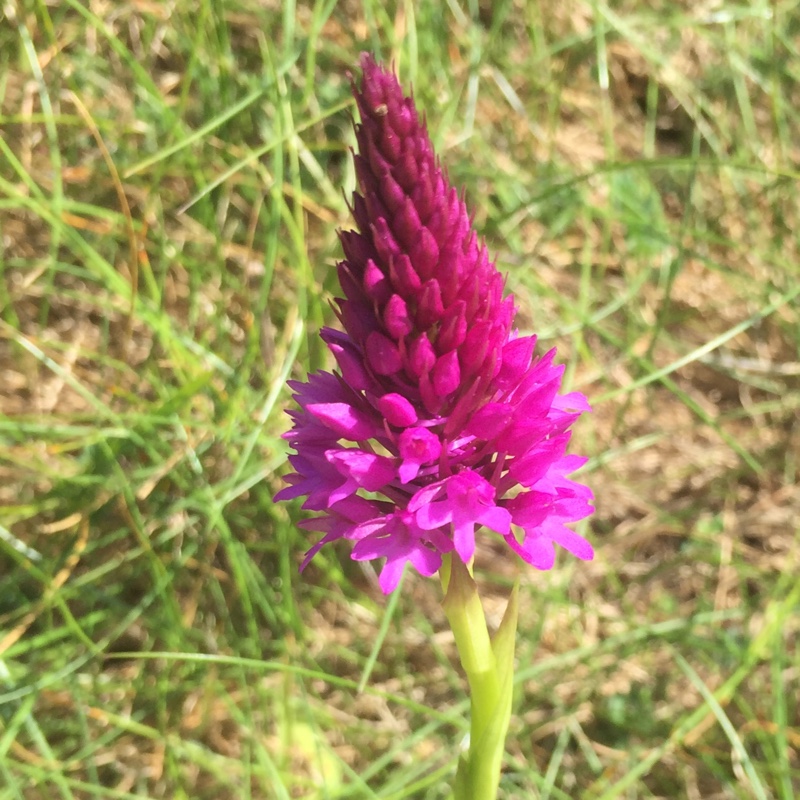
276,55,594,593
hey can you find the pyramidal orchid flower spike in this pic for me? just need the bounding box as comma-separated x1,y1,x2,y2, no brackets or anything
277,54,594,593
277,54,594,800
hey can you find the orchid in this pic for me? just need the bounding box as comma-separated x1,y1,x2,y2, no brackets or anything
276,55,595,799
276,54,593,593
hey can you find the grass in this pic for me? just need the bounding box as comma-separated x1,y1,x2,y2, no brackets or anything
1,0,799,797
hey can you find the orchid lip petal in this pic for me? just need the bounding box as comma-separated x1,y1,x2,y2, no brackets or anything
415,500,453,531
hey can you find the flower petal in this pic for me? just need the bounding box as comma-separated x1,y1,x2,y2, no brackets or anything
307,402,379,440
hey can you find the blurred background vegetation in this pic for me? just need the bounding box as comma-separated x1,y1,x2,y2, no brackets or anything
1,0,798,797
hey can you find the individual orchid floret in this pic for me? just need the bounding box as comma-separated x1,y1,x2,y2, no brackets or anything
410,471,512,564
397,427,441,483
276,54,594,593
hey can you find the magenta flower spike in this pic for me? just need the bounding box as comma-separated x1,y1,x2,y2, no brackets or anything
276,54,594,594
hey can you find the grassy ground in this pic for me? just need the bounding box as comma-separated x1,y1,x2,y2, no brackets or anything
1,0,799,798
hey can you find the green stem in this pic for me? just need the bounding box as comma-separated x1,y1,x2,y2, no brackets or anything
441,555,519,800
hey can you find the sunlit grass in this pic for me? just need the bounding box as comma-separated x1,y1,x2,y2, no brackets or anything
1,1,798,798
